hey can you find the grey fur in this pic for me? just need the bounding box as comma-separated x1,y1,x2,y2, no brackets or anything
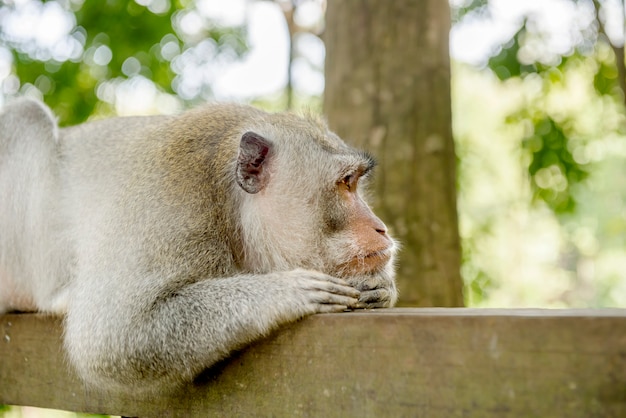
0,99,397,391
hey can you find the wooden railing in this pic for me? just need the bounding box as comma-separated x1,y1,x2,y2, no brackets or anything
1,308,625,417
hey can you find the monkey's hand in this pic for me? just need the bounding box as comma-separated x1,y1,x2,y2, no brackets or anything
345,272,398,309
285,269,361,314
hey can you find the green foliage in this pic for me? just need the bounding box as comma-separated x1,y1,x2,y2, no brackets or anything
593,38,621,97
488,27,535,80
594,58,619,95
479,9,622,216
450,0,488,23
461,235,493,306
520,116,588,213
451,0,626,306
1,0,248,125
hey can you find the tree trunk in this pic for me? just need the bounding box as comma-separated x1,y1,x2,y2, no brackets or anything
324,0,463,306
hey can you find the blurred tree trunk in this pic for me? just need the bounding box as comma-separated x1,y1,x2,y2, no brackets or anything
324,0,463,307
593,0,626,108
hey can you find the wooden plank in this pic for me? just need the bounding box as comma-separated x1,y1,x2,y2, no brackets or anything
1,309,625,417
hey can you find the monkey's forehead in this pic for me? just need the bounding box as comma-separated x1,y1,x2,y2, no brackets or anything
261,112,349,152
302,120,348,152
314,131,348,152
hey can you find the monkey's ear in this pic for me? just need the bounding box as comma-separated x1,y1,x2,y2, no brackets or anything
236,131,273,194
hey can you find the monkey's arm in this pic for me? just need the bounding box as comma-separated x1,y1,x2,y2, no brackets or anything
64,269,359,390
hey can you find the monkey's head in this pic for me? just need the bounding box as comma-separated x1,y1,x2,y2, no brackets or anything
235,113,396,279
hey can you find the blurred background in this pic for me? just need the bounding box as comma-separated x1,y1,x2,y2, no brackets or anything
1,0,626,416
1,0,626,302
1,0,625,307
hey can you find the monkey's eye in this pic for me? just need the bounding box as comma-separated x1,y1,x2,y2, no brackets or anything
339,174,355,192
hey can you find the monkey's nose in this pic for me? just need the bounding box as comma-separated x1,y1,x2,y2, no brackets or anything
372,216,388,236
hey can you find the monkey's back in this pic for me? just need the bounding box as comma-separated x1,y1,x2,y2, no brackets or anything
0,99,70,312
58,107,251,313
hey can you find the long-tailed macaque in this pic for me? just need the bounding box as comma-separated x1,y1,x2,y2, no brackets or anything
0,98,397,391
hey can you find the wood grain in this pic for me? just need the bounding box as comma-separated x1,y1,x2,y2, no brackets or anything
1,309,625,417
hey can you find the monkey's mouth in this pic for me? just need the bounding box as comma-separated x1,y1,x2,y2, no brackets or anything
364,249,391,261
343,248,392,274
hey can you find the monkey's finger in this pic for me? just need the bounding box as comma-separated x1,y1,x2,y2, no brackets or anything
318,275,353,286
303,278,360,298
310,291,359,308
307,273,357,289
356,289,391,308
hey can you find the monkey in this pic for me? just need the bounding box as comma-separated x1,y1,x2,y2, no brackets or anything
0,98,397,391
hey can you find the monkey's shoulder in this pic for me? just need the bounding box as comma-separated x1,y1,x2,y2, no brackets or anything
61,114,170,142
